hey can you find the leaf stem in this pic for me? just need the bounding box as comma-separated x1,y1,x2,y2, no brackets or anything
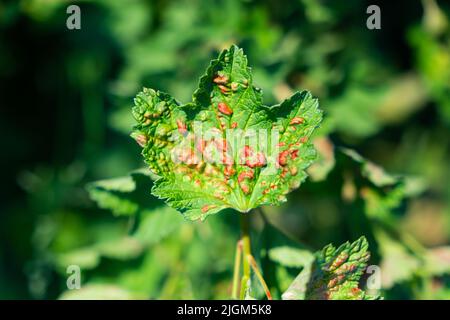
239,213,251,299
236,210,272,300
232,240,242,299
248,254,272,300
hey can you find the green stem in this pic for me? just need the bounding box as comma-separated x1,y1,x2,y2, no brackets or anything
231,240,242,299
248,255,272,300
239,213,251,299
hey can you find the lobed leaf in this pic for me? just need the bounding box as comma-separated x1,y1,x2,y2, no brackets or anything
283,236,376,300
86,169,160,216
131,45,322,220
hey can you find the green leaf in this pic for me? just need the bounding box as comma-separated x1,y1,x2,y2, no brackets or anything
95,237,144,261
257,222,314,299
423,246,450,276
307,136,335,182
55,206,184,270
376,228,420,289
56,247,101,270
86,169,158,216
341,147,428,197
261,222,314,269
408,25,450,123
132,45,322,220
341,148,427,213
268,246,314,269
87,184,138,216
341,147,399,187
283,236,375,300
86,174,138,216
133,206,185,245
55,237,144,271
59,284,144,300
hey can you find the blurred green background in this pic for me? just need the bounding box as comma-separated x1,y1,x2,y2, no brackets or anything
0,0,449,299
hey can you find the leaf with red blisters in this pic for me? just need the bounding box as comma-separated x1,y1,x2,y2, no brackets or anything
131,45,322,220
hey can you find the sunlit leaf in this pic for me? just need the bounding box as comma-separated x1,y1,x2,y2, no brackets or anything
59,284,144,300
132,45,322,220
133,207,185,245
283,237,376,300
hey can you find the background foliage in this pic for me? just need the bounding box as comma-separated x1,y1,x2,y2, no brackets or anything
0,0,449,299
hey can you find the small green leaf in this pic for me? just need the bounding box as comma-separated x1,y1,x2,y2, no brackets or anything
375,227,422,289
95,237,144,261
89,176,136,193
341,147,428,197
341,148,399,187
55,237,144,271
258,222,314,298
132,45,322,220
307,136,335,182
59,284,144,300
133,207,185,245
56,247,101,270
423,246,450,276
87,186,139,216
268,246,314,269
86,169,158,216
283,236,375,300
86,174,139,216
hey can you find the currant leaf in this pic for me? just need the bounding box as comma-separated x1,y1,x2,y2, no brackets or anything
283,236,377,300
131,45,322,220
307,236,371,300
